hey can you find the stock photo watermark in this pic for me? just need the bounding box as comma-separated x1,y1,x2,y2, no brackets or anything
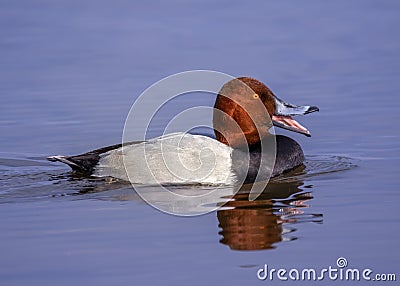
257,257,396,282
122,71,276,216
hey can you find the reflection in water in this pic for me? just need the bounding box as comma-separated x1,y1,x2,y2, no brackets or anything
1,155,348,250
62,174,323,251
217,179,323,251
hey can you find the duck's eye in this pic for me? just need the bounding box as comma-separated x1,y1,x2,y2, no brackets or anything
253,93,259,99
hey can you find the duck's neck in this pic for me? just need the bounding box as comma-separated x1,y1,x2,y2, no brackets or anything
214,126,270,149
217,134,277,153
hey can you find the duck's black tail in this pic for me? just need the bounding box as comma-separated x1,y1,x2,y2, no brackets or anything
47,154,100,173
47,143,123,174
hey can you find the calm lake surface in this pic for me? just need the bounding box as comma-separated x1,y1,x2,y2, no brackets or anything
1,1,399,285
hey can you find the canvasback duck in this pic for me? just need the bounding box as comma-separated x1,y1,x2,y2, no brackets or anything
48,77,318,185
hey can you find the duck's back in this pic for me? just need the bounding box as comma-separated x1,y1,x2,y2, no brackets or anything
49,134,304,185
96,133,235,185
50,133,235,185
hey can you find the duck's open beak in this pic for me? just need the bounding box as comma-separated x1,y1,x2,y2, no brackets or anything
272,96,319,137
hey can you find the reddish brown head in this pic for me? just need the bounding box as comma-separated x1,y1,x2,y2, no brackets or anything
213,77,277,147
213,77,319,148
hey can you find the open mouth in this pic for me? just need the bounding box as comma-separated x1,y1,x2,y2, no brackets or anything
272,115,311,137
272,96,319,137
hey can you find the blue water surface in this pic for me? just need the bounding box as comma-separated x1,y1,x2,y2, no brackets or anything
0,1,399,285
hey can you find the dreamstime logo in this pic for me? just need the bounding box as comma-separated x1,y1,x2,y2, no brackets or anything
336,257,348,268
257,257,397,282
122,70,276,216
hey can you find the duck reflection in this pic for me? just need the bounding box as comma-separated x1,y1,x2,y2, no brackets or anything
52,169,323,250
217,179,322,251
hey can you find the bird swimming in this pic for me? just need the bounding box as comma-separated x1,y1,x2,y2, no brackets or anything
48,77,319,185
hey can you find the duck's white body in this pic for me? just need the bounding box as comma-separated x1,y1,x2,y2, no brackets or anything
93,133,236,185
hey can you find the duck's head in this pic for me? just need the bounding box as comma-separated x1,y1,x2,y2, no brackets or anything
213,77,319,147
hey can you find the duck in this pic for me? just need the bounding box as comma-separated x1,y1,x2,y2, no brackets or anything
48,77,319,185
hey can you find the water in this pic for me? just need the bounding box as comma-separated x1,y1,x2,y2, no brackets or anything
1,1,399,285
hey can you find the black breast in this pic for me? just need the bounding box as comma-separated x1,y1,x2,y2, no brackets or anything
232,135,305,183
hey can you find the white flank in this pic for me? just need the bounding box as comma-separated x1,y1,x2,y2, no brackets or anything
93,132,235,185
